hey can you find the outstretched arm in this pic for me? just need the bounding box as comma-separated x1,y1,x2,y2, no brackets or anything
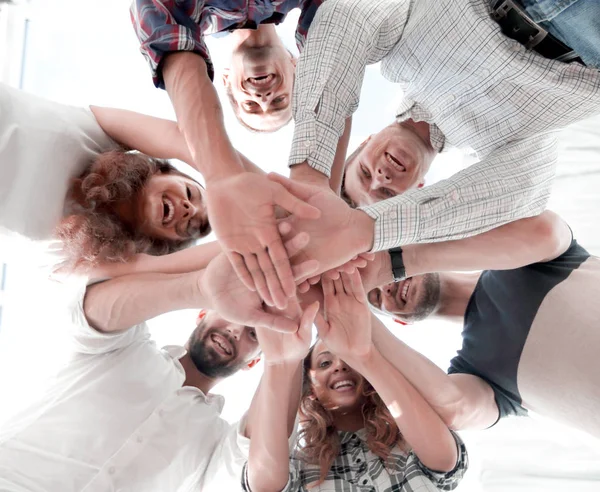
244,303,319,492
90,106,265,174
359,210,572,291
315,271,460,473
369,315,499,430
84,269,210,333
289,0,407,178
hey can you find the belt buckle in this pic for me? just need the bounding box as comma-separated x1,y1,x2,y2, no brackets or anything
491,0,547,50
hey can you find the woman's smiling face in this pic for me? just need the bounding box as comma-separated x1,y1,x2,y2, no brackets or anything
130,172,210,241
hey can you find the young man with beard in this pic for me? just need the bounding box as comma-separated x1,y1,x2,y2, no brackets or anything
0,252,316,491
361,210,600,439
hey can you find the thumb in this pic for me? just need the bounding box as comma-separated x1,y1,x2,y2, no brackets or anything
268,173,319,203
299,301,319,341
313,311,331,339
252,310,299,333
270,181,321,220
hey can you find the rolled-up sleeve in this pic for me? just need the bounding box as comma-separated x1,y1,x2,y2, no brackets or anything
361,132,559,252
289,0,409,177
130,0,213,88
405,431,468,491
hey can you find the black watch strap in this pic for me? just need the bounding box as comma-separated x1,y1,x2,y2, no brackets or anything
389,247,405,282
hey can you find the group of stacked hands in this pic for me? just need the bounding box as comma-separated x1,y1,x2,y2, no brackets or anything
0,0,599,491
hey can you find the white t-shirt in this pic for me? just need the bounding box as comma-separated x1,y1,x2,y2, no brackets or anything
0,83,117,241
0,282,250,492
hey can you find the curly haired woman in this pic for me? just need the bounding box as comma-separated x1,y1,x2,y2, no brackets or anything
0,84,263,276
244,269,468,492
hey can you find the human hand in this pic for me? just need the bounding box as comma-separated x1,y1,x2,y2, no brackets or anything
206,172,321,309
200,239,318,332
268,173,375,283
314,269,373,360
256,300,319,365
297,253,376,294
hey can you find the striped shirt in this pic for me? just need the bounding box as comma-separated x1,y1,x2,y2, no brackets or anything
242,429,468,491
130,0,324,88
289,0,600,251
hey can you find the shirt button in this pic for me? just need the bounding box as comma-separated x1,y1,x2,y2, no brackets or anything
136,436,144,443
451,190,460,202
481,68,490,77
108,466,116,475
304,141,311,148
362,479,368,485
447,94,456,103
158,410,165,417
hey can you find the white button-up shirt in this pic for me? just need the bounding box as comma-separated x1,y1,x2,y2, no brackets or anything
0,285,250,492
290,0,600,251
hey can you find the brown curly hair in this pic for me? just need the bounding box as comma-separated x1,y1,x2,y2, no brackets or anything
55,150,201,268
297,343,405,486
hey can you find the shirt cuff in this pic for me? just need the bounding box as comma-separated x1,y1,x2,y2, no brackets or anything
288,117,341,178
359,203,404,252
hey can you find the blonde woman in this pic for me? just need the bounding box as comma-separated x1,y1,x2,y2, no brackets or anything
246,270,468,491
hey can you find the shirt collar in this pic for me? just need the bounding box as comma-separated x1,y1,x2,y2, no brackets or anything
395,100,447,153
161,345,226,411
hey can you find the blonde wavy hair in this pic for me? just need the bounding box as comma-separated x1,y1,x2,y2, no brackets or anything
297,343,405,486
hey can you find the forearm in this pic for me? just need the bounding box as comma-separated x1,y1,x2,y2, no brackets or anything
289,0,406,177
163,52,243,181
90,106,193,164
84,270,209,333
329,117,352,194
402,210,571,276
247,362,299,492
360,134,558,252
141,242,222,275
348,343,458,472
369,316,464,423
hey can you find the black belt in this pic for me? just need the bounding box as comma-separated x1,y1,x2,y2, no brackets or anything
491,0,585,65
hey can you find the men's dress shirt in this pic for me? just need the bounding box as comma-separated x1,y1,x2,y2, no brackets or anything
130,0,324,87
242,429,468,491
289,0,600,251
0,283,249,492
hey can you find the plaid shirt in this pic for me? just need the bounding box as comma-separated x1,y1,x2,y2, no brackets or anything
290,0,600,251
242,429,468,491
130,0,324,88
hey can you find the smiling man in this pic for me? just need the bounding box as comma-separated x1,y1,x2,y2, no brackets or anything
0,254,309,491
341,121,436,206
131,0,324,133
359,210,600,439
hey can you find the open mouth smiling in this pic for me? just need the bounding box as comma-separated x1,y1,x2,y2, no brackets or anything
398,278,412,304
330,378,357,393
247,74,275,87
385,152,406,172
162,197,175,226
210,333,233,357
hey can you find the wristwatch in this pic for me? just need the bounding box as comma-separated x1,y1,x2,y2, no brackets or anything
389,247,406,282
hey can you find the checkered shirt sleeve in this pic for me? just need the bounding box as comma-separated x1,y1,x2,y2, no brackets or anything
130,0,213,89
361,131,559,251
289,0,410,177
241,430,468,491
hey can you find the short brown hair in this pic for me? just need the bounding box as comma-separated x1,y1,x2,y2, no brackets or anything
340,139,369,208
56,150,198,268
